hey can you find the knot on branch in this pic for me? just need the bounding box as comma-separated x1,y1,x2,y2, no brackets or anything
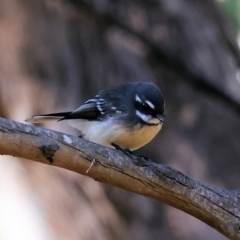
40,144,59,163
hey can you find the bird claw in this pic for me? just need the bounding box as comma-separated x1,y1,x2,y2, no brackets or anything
111,143,152,167
78,132,85,138
135,156,152,167
138,155,150,161
111,143,133,155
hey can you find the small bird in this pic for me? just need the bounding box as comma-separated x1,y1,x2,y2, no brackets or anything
26,82,165,151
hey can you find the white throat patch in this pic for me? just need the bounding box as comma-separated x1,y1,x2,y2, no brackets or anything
136,110,160,125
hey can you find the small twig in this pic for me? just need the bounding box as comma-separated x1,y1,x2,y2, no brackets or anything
86,158,95,173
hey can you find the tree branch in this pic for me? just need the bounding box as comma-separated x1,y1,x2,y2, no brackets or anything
0,117,240,239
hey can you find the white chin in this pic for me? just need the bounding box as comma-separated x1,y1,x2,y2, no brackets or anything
148,118,160,125
136,110,160,125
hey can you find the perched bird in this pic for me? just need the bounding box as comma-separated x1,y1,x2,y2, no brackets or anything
26,82,165,150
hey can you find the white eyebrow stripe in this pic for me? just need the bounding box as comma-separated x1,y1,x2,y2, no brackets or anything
145,100,155,110
135,94,142,103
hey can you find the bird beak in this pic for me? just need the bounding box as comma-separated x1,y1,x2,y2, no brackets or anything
157,114,165,123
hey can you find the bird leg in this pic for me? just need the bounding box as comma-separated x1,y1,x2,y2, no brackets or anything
111,143,133,155
78,132,85,138
111,143,151,167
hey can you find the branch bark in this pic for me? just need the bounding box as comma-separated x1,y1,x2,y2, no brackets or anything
0,117,240,239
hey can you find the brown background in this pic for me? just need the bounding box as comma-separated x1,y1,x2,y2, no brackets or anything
0,0,240,239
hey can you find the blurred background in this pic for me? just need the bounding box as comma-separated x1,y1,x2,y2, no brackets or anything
0,0,240,239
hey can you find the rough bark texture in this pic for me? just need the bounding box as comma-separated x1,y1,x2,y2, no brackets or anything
1,117,240,239
1,0,240,239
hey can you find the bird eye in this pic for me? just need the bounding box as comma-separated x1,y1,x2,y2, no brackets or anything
142,103,148,108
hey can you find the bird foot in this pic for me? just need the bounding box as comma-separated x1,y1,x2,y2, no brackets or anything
78,132,85,138
111,143,152,167
111,143,133,155
135,155,152,166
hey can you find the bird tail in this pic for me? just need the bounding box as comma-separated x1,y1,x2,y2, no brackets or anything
25,112,72,123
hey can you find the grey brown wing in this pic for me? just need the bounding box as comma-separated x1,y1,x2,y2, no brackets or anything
60,98,113,121
59,102,100,120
